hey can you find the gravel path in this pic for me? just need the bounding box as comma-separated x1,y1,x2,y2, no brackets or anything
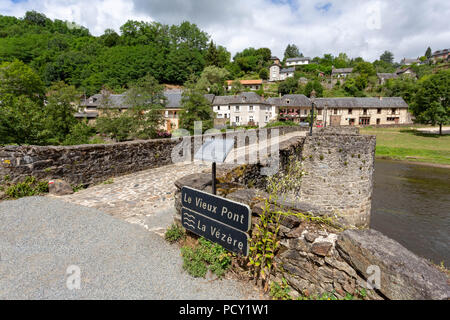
0,197,262,300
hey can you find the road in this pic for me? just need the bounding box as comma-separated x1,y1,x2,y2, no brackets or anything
0,197,262,299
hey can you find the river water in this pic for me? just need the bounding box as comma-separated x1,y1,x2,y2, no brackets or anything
371,160,450,267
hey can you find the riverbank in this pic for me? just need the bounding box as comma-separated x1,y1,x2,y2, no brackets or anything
360,126,450,166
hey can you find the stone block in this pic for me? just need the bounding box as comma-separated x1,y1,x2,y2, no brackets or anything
336,229,450,300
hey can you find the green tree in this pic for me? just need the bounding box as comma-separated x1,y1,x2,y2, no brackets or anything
43,81,80,144
278,77,299,95
259,68,269,80
205,40,219,67
125,74,165,139
0,95,47,145
196,66,229,95
353,62,376,77
425,47,432,59
304,80,324,98
179,78,214,133
0,59,45,101
412,70,450,135
380,51,394,64
284,44,301,60
230,80,244,95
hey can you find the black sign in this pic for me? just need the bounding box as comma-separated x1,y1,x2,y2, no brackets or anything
181,186,251,232
181,208,249,256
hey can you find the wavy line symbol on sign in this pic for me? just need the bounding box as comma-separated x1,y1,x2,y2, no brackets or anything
183,214,196,229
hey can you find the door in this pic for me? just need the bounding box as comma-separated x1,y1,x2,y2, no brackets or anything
349,118,355,126
330,115,341,127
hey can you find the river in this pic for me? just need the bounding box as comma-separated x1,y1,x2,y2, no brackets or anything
371,159,450,267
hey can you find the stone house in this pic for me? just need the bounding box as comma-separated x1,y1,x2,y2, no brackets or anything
212,92,275,127
269,64,295,82
395,66,417,79
331,67,353,78
313,97,412,127
377,72,398,85
267,94,312,123
431,49,449,63
400,58,420,66
76,90,188,133
285,57,311,67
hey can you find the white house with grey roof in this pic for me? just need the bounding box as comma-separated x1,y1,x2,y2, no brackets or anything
285,57,311,67
212,92,275,127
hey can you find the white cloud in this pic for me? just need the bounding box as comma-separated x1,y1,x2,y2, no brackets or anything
1,0,449,62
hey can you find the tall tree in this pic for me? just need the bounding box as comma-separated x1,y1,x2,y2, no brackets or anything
425,47,432,59
179,78,214,134
126,74,165,139
380,51,394,64
283,44,301,60
412,70,450,135
205,40,219,67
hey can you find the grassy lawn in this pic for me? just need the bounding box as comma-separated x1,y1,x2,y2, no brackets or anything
360,126,450,166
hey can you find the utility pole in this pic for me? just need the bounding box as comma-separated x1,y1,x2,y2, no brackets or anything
309,90,316,136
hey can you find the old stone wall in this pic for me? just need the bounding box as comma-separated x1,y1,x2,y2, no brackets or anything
213,128,376,228
0,126,305,187
173,176,450,300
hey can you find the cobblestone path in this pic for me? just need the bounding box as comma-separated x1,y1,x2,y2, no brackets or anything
52,131,305,235
50,162,208,235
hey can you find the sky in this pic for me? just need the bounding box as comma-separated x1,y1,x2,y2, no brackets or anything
1,0,449,62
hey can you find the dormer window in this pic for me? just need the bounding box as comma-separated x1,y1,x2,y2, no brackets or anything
286,99,290,104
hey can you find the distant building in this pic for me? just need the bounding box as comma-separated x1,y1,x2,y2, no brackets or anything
395,66,417,78
285,57,311,67
77,90,187,133
314,97,412,126
331,67,353,78
400,58,420,66
212,92,275,127
431,49,450,63
269,64,295,82
226,79,263,91
377,73,398,85
267,94,312,123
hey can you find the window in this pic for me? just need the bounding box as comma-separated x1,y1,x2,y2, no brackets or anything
217,106,220,111
363,109,368,115
235,116,240,123
249,115,254,122
318,109,322,115
348,108,353,115
249,106,254,111
334,109,338,115
359,117,370,125
235,106,240,112
392,108,397,114
265,116,269,122
377,108,382,114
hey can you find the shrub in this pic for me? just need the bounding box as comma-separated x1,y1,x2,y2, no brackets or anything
5,176,49,199
165,224,185,243
181,238,231,278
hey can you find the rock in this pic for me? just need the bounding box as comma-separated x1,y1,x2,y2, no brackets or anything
336,229,450,300
174,173,211,191
305,232,318,243
286,223,306,238
0,190,6,200
48,179,74,196
226,189,268,208
311,242,333,257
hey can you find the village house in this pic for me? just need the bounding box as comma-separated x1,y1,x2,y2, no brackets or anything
269,64,295,82
267,94,312,123
225,79,263,91
212,92,275,127
331,67,353,78
76,90,188,132
377,73,398,85
313,97,412,127
400,58,421,66
285,57,311,67
431,49,449,63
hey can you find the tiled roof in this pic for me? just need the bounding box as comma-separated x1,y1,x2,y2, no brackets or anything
225,79,263,85
286,57,311,62
314,97,409,109
280,67,295,73
213,92,268,105
267,94,311,107
332,68,353,74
